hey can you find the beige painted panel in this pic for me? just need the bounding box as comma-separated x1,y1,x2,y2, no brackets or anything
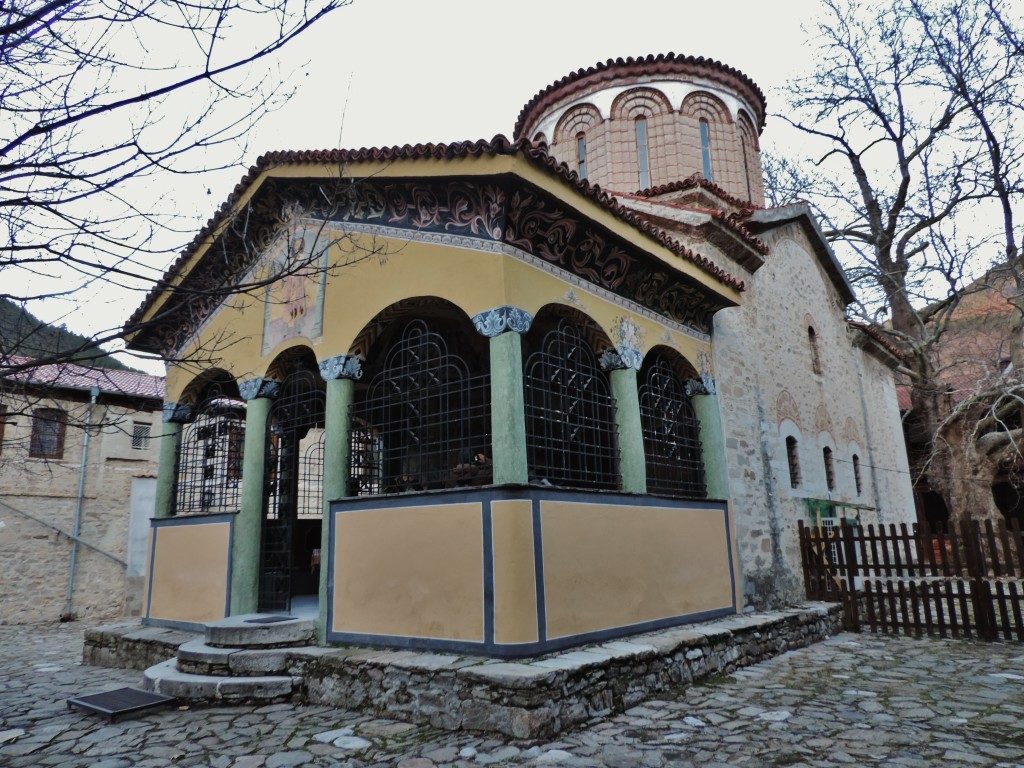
332,503,485,641
490,500,538,644
541,501,734,639
148,522,230,623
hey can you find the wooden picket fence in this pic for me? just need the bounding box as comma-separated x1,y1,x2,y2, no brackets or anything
797,518,1024,641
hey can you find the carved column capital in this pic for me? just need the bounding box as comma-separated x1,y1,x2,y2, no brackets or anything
319,354,363,381
162,402,193,423
472,306,533,337
599,346,643,371
238,377,280,401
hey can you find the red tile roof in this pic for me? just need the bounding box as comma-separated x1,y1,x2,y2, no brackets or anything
1,356,164,401
847,320,907,361
514,53,767,140
636,176,760,212
126,136,745,336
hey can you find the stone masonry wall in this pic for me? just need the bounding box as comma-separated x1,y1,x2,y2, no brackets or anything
712,226,916,609
0,397,160,624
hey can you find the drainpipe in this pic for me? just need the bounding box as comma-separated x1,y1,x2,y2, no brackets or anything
63,385,99,621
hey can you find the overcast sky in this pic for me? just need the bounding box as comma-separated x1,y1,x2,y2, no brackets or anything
34,0,831,372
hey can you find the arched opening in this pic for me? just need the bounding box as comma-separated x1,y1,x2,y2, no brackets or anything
523,306,618,490
638,347,705,498
808,326,822,375
576,131,587,181
699,118,714,181
635,116,651,190
823,446,836,492
260,346,325,613
349,298,490,495
918,488,950,531
786,435,801,488
175,371,245,516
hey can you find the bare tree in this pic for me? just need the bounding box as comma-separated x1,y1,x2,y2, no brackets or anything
0,0,351,374
765,0,1024,524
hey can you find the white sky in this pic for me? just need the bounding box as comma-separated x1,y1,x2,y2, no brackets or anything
29,0,830,373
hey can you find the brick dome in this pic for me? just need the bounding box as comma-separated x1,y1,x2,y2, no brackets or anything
515,54,766,206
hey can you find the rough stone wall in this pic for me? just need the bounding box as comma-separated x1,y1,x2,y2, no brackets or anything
0,396,161,624
711,226,916,608
542,85,764,204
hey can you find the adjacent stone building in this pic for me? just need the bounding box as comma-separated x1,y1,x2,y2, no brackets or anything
0,359,164,623
124,53,915,654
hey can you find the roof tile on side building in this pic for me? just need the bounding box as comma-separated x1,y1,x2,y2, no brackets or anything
0,355,165,401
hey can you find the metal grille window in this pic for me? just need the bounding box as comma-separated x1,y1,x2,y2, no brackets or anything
524,320,619,490
131,422,151,450
349,320,491,495
823,446,836,491
175,386,245,515
30,408,66,459
786,436,801,488
639,356,706,498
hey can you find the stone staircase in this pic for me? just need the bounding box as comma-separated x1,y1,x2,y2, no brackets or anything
141,614,320,703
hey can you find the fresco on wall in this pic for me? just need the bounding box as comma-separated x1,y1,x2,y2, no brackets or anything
261,222,330,355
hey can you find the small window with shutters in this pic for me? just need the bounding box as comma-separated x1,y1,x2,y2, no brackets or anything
30,408,66,459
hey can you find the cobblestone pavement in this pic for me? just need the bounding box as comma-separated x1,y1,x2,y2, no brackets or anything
1,624,1023,767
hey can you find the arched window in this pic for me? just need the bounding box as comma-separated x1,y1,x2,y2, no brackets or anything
853,453,862,495
176,381,246,515
699,119,714,181
786,436,801,488
823,446,836,491
635,117,651,190
639,353,705,498
808,326,823,374
576,132,587,181
524,318,618,490
350,319,491,494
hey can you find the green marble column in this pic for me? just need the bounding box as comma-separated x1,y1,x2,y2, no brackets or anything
154,410,183,519
473,306,532,486
609,366,647,494
231,379,277,616
693,393,729,500
317,354,360,642
489,331,529,485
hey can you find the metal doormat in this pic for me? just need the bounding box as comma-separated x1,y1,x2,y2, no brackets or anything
67,687,175,723
244,615,294,624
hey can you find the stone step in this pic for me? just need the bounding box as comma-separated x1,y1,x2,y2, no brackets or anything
177,639,298,676
141,659,301,702
203,614,316,649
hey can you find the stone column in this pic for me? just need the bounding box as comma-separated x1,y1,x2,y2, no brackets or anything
154,403,190,519
231,377,279,616
601,349,647,494
689,378,729,500
473,306,532,486
316,354,362,641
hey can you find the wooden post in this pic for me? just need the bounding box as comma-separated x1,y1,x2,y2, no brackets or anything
840,520,860,631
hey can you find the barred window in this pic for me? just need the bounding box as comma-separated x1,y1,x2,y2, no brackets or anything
823,446,836,491
30,408,66,459
349,319,491,495
175,384,245,515
639,353,706,498
524,318,618,490
131,422,151,450
786,436,801,488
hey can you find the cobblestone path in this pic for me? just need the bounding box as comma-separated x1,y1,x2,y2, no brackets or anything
1,624,1022,767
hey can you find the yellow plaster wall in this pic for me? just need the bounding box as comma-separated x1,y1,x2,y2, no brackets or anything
165,230,712,402
147,521,231,624
331,503,485,641
490,500,538,645
540,501,734,639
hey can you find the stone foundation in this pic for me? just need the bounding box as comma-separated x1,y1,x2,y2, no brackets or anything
85,603,841,739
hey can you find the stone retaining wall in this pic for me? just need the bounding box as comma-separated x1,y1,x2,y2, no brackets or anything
83,622,196,670
84,603,841,739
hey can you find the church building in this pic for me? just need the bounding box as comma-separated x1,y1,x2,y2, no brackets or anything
126,54,914,656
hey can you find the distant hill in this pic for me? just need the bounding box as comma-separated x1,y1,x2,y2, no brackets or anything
0,298,131,371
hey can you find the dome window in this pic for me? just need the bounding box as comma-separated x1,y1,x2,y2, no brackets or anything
576,132,587,181
635,117,651,190
699,119,714,181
